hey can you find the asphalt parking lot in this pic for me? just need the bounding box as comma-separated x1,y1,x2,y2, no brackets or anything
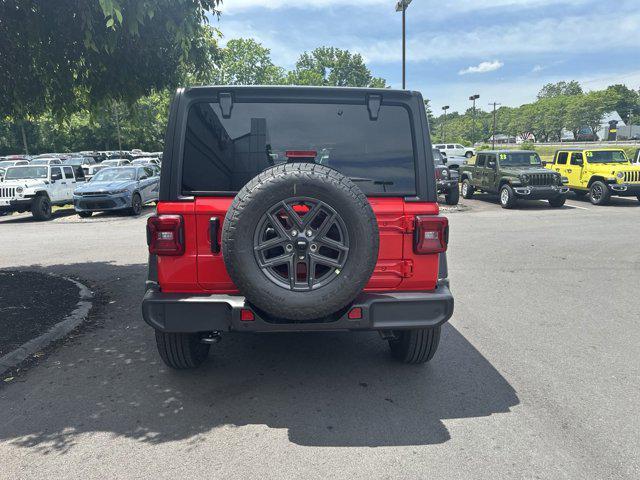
0,195,639,479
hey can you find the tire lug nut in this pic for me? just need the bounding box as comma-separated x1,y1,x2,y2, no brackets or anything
310,244,318,252
291,230,298,236
306,230,312,237
286,244,293,252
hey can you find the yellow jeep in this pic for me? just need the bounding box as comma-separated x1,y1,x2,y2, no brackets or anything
545,148,640,205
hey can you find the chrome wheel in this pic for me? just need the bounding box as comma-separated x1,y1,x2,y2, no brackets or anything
253,197,349,291
500,188,509,205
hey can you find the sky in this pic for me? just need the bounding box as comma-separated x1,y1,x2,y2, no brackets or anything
214,0,640,114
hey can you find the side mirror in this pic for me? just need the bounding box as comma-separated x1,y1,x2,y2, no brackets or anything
542,161,549,167
51,172,62,181
575,159,583,166
488,161,496,169
139,175,148,180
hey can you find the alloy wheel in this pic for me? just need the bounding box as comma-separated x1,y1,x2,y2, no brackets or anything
253,197,349,291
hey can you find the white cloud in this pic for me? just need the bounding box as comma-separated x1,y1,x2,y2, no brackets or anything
532,65,545,73
459,60,504,75
358,10,640,63
220,0,388,14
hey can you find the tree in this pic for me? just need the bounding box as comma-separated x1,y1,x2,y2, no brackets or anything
0,0,222,119
537,81,583,99
210,38,285,85
289,47,386,87
604,84,640,124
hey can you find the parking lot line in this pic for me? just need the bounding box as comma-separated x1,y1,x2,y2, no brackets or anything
565,202,590,210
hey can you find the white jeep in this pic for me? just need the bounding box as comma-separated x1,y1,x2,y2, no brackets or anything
0,164,82,220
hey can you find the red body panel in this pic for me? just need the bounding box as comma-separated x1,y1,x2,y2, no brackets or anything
155,198,442,294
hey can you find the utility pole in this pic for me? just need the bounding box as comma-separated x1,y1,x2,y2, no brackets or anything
113,102,122,153
395,0,412,89
20,122,28,155
441,105,449,142
469,94,480,145
489,101,501,149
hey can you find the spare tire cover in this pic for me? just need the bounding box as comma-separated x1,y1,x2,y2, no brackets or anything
222,163,379,320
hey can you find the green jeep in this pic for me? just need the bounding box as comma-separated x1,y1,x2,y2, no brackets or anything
459,150,568,209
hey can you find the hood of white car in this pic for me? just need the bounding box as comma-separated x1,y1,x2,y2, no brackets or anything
2,178,48,188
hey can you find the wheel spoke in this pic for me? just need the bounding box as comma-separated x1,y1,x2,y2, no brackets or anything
258,251,294,268
316,236,349,253
267,211,291,238
254,236,288,252
281,201,304,229
309,252,342,269
300,202,323,229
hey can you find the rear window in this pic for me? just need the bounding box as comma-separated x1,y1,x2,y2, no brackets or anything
181,101,416,195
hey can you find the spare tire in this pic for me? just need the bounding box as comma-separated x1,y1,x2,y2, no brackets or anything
222,163,379,320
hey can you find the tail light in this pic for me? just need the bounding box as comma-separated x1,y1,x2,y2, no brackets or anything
414,216,448,254
147,215,184,256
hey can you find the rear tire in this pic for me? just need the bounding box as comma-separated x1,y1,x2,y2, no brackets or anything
589,181,610,205
548,196,566,208
499,184,517,209
465,151,473,158
31,195,52,221
155,331,210,369
388,326,441,364
444,185,460,205
461,179,474,199
78,211,92,218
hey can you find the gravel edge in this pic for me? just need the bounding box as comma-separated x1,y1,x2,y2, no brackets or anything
0,274,93,375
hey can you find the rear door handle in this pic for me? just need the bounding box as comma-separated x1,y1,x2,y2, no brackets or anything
567,169,572,173
209,217,220,253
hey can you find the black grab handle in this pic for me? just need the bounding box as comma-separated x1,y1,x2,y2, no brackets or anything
209,217,220,253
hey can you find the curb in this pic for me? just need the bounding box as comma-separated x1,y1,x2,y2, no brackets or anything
0,274,94,375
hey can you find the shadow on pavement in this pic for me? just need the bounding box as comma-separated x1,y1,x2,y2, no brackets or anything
0,261,519,452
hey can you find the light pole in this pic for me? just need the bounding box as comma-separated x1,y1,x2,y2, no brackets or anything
489,101,501,149
469,94,480,145
441,105,449,142
395,0,412,89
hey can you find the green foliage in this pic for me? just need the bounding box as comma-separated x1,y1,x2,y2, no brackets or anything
431,80,639,144
287,47,386,88
0,37,388,155
0,0,222,119
209,39,285,85
520,141,535,151
537,81,583,99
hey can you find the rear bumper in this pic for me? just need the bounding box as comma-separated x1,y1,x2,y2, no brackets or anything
142,282,454,333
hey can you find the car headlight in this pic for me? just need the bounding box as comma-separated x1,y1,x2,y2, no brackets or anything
109,189,129,194
16,186,24,197
441,169,449,178
520,174,530,184
616,172,624,180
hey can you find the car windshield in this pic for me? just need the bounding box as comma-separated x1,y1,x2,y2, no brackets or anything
182,101,416,195
586,150,628,163
5,166,49,180
499,152,542,166
91,168,136,182
64,158,84,166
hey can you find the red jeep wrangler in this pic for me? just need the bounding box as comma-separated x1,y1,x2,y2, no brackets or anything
143,86,453,368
